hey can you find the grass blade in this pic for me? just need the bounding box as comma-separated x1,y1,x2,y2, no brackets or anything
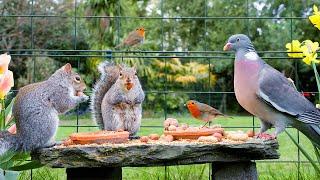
198,164,206,180
313,145,320,163
285,130,320,174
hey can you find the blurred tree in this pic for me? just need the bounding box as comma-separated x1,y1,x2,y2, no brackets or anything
0,0,88,87
1,0,320,113
142,58,216,112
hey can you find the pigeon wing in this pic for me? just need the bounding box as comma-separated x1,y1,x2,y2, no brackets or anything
256,64,320,124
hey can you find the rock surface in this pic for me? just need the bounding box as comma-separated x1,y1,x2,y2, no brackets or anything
31,139,279,168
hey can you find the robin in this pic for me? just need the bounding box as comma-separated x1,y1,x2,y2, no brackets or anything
185,100,230,127
115,27,145,49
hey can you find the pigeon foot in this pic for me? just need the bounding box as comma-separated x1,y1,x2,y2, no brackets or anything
256,133,276,140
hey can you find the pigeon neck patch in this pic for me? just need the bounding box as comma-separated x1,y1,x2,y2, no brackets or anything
244,51,259,61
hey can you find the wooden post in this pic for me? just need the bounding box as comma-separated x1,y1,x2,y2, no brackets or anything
212,161,257,180
66,167,122,180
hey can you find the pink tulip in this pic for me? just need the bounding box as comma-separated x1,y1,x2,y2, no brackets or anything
0,53,11,74
8,124,16,134
0,70,14,99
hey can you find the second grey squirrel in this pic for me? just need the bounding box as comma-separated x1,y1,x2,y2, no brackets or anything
91,61,145,136
0,63,88,155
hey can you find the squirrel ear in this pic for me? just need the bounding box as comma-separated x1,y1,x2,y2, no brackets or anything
64,63,72,73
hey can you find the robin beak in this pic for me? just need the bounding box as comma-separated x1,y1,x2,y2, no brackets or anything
223,42,232,51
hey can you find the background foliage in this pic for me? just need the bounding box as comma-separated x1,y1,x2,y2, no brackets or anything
1,0,320,113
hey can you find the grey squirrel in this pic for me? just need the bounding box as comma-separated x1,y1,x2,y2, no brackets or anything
0,63,88,155
91,61,145,136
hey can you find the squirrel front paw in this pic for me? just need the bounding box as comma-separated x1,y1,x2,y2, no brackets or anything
125,100,134,105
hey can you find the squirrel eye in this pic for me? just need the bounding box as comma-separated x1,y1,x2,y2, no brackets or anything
120,73,123,76
75,76,81,82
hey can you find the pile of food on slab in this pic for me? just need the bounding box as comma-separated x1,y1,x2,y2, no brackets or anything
61,117,256,147
145,118,254,143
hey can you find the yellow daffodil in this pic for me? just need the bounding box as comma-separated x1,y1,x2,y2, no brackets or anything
0,53,11,74
309,5,320,30
302,54,319,65
0,70,14,99
285,40,303,58
300,40,319,65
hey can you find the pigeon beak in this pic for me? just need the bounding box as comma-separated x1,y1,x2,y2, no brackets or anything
223,43,232,51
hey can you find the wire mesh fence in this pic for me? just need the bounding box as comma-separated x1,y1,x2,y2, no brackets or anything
1,0,320,179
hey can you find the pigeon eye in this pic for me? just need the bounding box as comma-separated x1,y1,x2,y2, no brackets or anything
236,38,240,42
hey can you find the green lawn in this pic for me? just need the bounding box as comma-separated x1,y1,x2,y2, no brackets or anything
18,113,319,180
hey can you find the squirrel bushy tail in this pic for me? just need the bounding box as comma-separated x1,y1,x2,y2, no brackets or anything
0,131,18,156
91,61,120,129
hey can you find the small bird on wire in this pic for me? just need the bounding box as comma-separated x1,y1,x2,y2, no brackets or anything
115,27,146,49
185,100,230,127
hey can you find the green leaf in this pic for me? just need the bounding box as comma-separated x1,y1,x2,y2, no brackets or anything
0,99,5,130
12,152,30,166
285,130,320,174
5,98,15,119
0,161,13,170
0,151,32,170
8,161,43,171
0,151,16,165
10,152,30,161
312,62,320,101
0,151,15,170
